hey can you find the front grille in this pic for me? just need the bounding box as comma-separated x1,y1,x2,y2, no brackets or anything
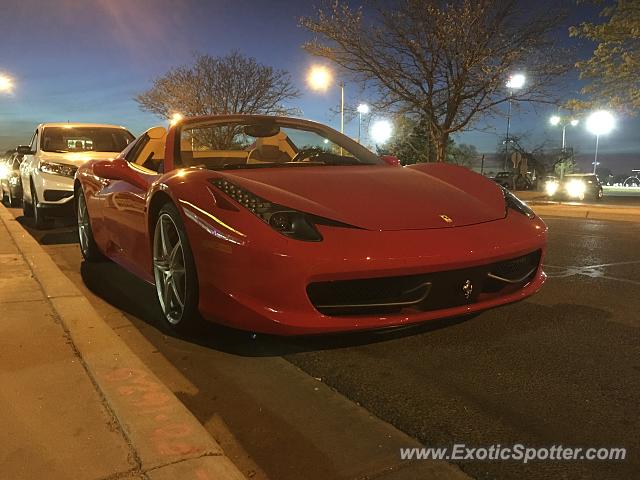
43,190,74,202
307,250,541,316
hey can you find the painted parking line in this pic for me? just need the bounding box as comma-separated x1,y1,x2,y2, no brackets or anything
544,260,640,286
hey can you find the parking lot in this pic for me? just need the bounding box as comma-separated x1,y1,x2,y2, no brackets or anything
6,206,639,480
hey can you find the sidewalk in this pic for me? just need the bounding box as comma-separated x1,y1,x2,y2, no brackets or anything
512,191,640,222
0,206,245,480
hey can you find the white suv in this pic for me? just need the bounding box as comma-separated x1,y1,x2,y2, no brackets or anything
20,123,134,228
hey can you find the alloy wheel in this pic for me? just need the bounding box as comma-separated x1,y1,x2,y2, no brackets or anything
77,192,90,257
153,213,187,325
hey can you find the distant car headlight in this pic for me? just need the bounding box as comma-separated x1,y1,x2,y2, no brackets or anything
545,180,558,196
502,187,535,219
210,178,323,241
566,179,586,198
0,164,9,180
39,161,78,178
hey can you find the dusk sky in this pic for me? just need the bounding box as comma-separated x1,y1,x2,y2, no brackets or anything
1,0,638,174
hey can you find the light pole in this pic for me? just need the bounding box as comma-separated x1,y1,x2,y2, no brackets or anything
357,103,369,143
549,115,579,179
586,110,615,174
307,65,345,134
503,73,525,170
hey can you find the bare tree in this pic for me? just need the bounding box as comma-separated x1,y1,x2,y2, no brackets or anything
136,52,300,119
301,0,572,162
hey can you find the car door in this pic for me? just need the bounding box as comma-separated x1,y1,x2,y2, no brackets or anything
100,131,164,280
20,130,38,203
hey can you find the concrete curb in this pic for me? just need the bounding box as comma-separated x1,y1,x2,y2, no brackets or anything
527,202,640,222
0,205,245,480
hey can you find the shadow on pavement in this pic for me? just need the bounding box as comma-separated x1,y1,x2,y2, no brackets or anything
14,215,78,245
79,260,477,357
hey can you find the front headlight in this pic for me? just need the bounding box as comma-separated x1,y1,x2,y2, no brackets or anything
39,161,78,178
210,178,323,241
545,180,558,196
0,164,9,180
503,187,535,219
566,179,586,198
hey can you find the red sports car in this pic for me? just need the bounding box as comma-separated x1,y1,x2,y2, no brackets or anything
74,115,546,335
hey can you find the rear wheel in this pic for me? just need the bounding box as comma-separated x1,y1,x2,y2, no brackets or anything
7,185,20,207
153,203,199,331
76,188,104,262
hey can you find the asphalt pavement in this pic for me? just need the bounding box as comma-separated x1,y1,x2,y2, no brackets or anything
6,207,639,480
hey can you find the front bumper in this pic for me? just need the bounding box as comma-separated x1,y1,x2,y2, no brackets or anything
32,172,75,216
188,209,547,335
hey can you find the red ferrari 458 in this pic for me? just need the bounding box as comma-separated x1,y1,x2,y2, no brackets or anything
74,115,546,335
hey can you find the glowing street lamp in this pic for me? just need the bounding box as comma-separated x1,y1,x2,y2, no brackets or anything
307,65,345,134
503,73,525,170
356,103,369,143
169,112,183,126
0,74,14,93
506,73,526,90
370,119,392,145
586,110,615,174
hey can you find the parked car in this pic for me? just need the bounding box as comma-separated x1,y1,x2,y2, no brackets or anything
545,173,603,201
492,171,535,190
0,147,28,207
19,123,134,228
75,115,547,335
492,171,513,188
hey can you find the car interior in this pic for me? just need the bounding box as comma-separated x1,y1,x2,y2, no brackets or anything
179,129,298,169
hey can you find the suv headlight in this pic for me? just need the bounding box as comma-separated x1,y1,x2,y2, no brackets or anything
503,187,535,219
39,161,78,178
210,178,323,241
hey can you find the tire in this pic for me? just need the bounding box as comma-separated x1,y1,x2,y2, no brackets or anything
22,185,34,217
76,188,104,262
32,181,52,229
595,188,604,201
152,202,199,331
7,186,20,208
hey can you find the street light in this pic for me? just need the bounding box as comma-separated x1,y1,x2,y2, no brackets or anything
356,103,369,143
503,73,525,170
549,114,579,179
0,74,14,94
586,110,615,174
169,112,183,126
308,65,345,134
370,119,392,145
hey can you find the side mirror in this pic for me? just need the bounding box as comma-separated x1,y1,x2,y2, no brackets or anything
93,159,149,190
16,145,32,155
380,155,401,166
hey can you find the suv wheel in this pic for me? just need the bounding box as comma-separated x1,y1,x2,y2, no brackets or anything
31,181,52,229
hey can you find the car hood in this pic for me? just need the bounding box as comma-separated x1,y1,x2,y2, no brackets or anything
39,151,118,166
216,165,506,231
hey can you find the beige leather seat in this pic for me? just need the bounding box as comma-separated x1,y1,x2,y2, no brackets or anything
247,133,291,164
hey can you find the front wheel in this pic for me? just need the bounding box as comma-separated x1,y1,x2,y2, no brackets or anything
32,181,52,229
153,203,199,331
595,188,604,201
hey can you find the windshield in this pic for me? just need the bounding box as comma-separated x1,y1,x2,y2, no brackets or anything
41,127,134,153
177,120,382,170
